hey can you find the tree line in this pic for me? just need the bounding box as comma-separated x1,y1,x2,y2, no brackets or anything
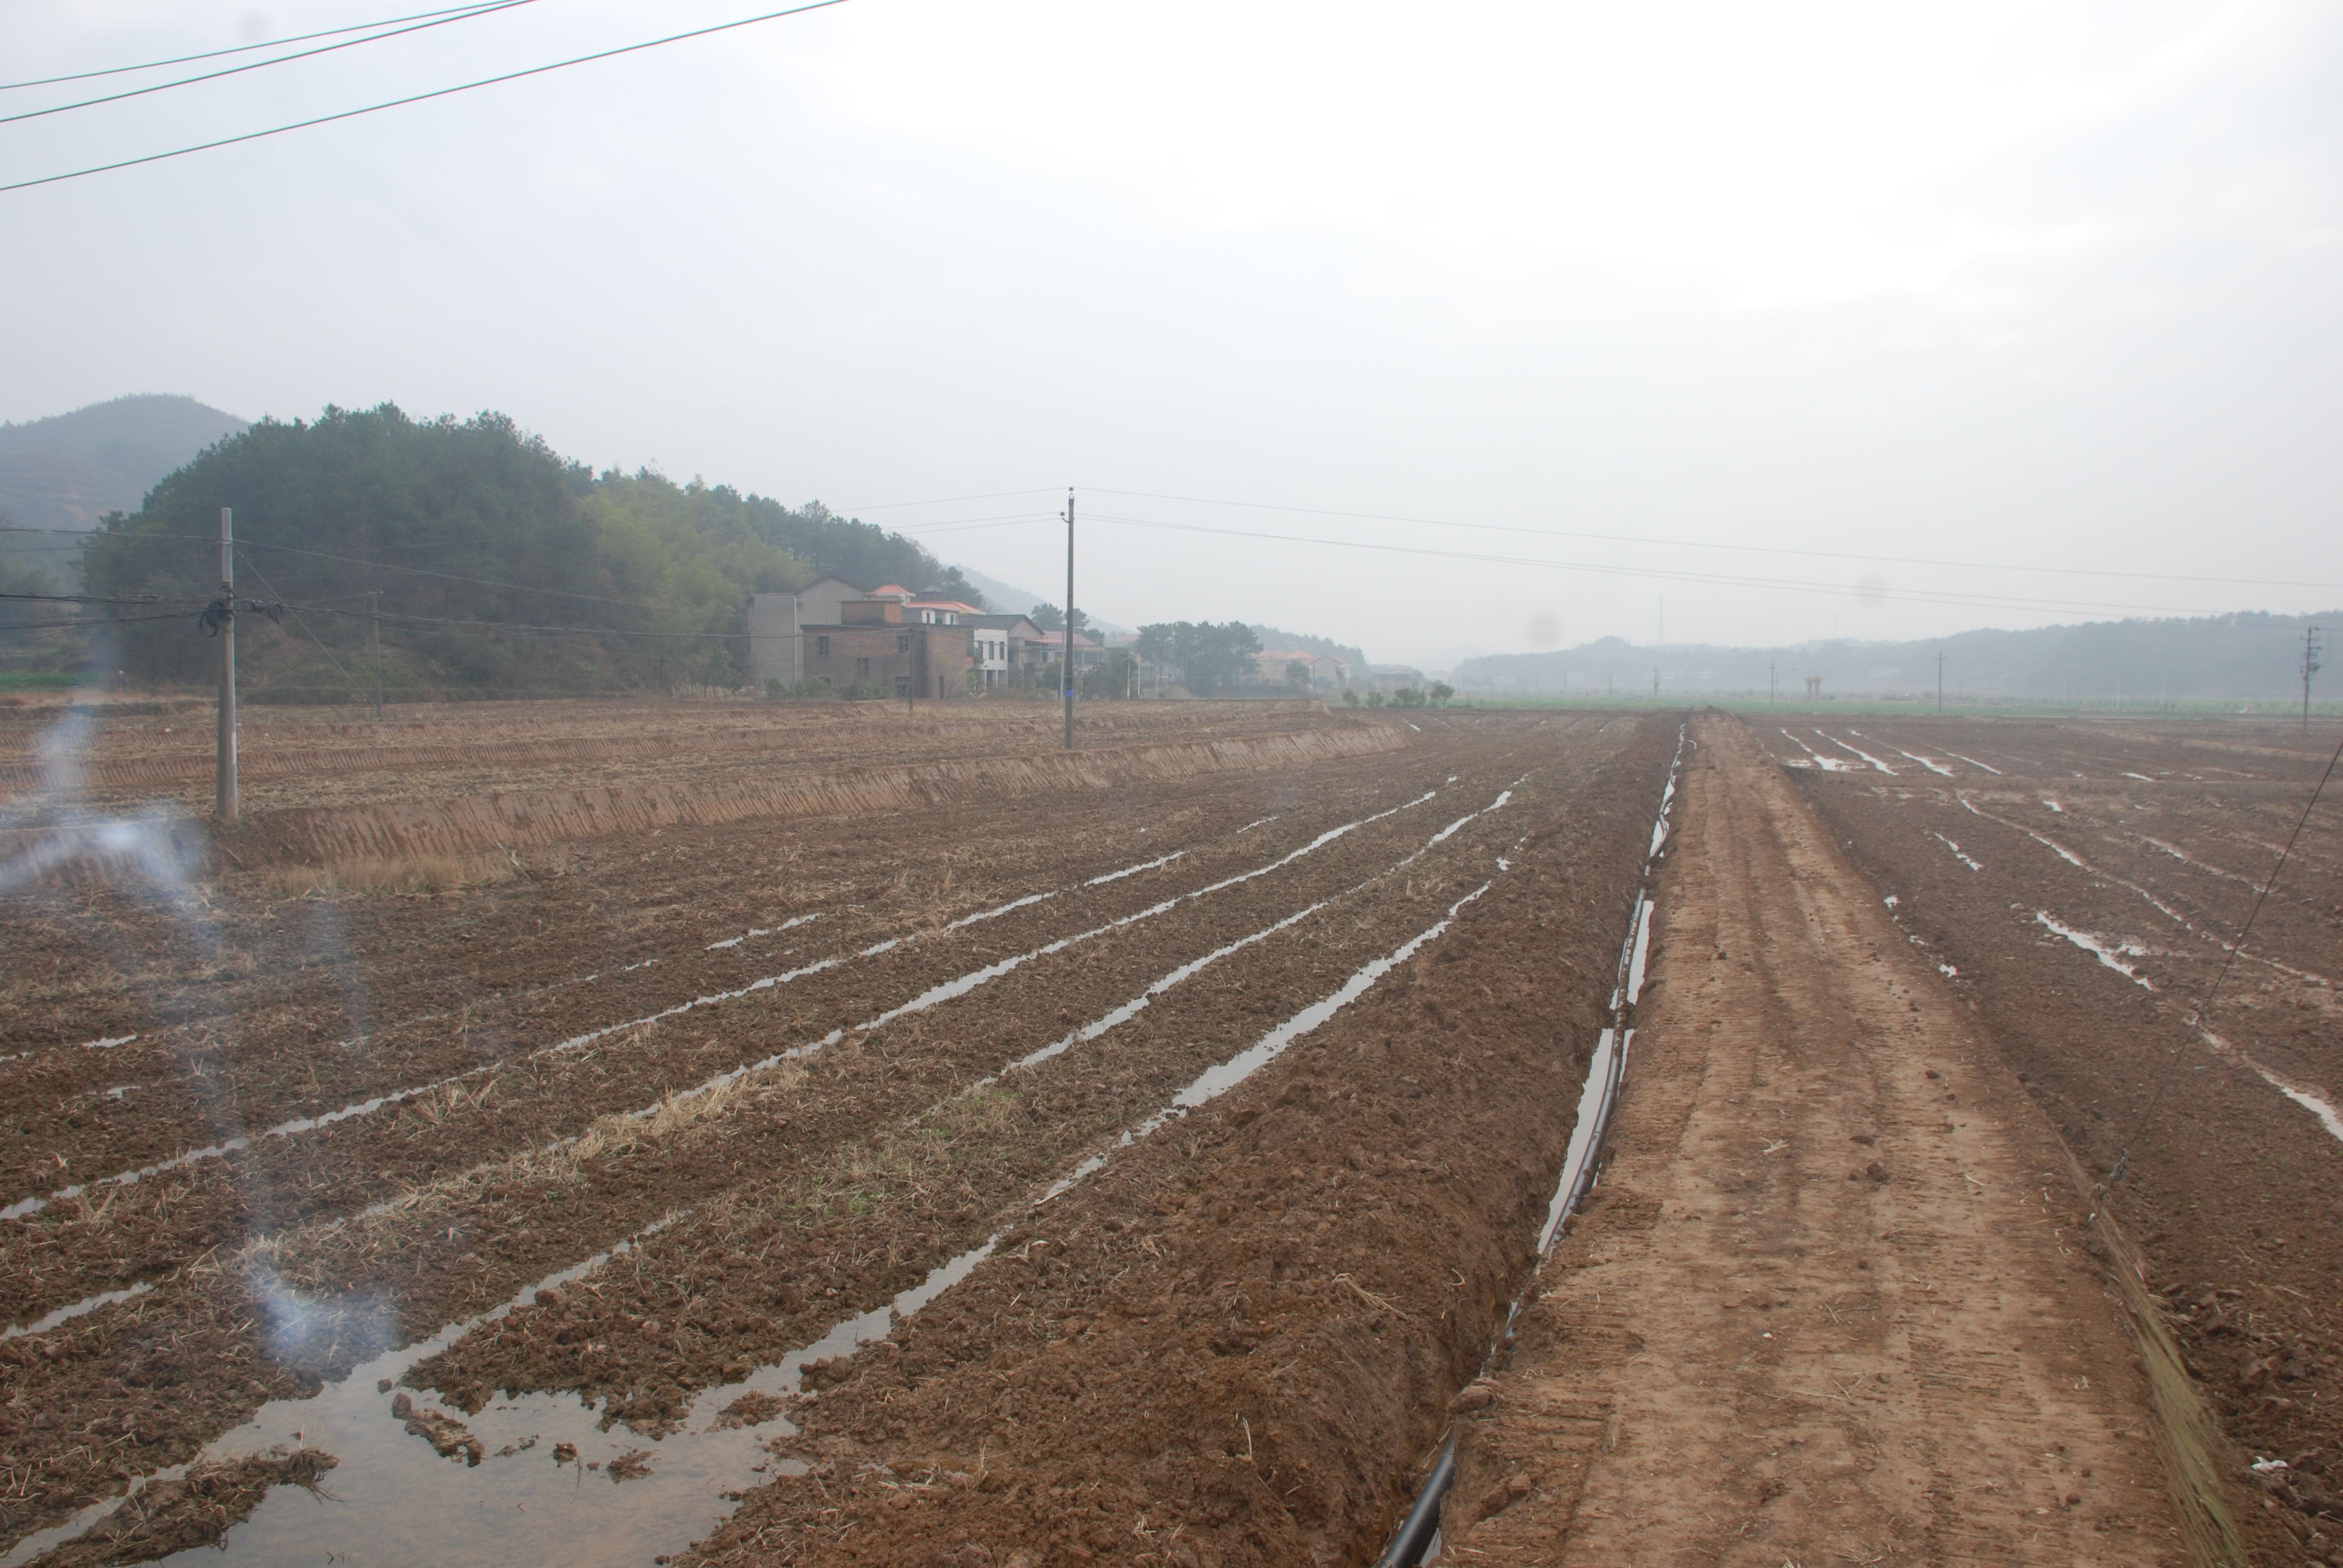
79,403,965,697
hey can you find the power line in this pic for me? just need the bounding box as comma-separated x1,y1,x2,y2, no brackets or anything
1082,486,2343,596
0,1,536,127
1,0,856,194
6,516,1023,610
831,488,1063,512
237,550,372,701
887,511,1061,536
0,589,211,606
8,523,724,616
2105,725,2343,1188
283,599,750,642
0,2,512,91
0,609,202,633
0,584,749,644
1082,510,2223,619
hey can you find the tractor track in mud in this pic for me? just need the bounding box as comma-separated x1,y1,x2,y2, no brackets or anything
1758,713,2343,1564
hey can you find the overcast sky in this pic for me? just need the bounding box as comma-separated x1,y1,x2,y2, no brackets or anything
6,0,2341,665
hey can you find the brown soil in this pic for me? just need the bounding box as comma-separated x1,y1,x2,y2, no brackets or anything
0,699,1657,1558
18,1448,335,1568
670,720,1673,1567
1442,712,2201,1564
1757,714,2343,1564
19,700,2318,1567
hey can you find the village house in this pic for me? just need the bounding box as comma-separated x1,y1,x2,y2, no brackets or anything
963,612,1042,690
752,581,999,693
1020,629,1106,676
799,593,972,699
748,575,880,685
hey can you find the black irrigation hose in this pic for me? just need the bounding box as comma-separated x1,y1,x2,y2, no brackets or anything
1372,1440,1456,1568
1369,722,1690,1568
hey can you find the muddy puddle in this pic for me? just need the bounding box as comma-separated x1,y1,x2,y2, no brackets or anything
4,1242,1000,1568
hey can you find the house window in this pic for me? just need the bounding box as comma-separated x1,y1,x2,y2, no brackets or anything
897,634,911,653
894,676,910,697
856,656,870,678
816,635,830,656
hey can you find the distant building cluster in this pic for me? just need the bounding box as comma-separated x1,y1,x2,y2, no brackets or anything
750,578,1108,699
751,580,1414,701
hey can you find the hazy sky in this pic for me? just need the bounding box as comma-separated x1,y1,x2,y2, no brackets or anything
6,0,2342,665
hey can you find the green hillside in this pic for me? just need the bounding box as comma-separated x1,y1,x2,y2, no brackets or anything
68,403,962,698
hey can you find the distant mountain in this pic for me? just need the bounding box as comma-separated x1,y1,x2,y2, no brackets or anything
1454,613,2339,702
0,394,248,535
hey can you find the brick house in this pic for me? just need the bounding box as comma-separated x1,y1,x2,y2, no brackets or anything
802,596,972,699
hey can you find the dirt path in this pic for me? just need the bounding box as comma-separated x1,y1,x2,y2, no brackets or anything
1443,712,2191,1565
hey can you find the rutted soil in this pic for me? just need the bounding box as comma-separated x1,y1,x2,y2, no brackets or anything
0,701,1667,1563
677,723,1672,1567
1760,713,2343,1563
1440,713,2195,1566
0,760,1463,1327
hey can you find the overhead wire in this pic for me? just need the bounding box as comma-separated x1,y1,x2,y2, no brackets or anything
0,1,538,127
1,0,857,194
1,520,1000,616
0,2,514,91
1080,509,2222,620
2103,727,2343,1190
1081,486,2343,596
282,599,750,642
0,609,202,633
235,550,372,701
832,488,1063,512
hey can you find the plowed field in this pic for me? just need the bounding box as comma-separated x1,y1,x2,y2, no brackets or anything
1758,713,2343,1563
0,699,1683,1567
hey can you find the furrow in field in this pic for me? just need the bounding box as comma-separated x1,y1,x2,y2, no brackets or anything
0,768,1478,1330
0,763,1448,1203
0,731,1610,1553
0,754,1362,1086
671,728,1669,1568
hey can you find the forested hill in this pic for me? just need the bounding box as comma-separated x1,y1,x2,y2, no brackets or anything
80,403,962,697
1456,615,2338,702
0,394,248,535
0,394,248,594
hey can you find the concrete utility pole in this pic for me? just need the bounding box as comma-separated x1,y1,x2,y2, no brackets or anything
1062,488,1076,751
2305,626,2324,734
215,506,237,820
1652,666,1660,699
1936,650,1945,715
1769,662,1776,707
371,590,384,719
